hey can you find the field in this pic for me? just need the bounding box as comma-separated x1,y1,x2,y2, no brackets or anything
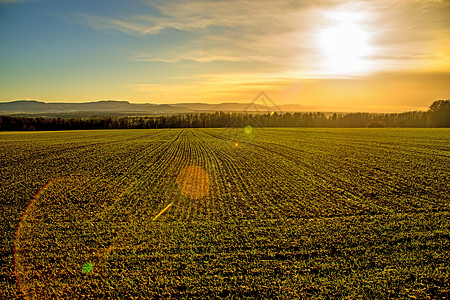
1,128,449,299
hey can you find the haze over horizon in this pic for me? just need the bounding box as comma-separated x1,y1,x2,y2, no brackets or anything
1,0,449,112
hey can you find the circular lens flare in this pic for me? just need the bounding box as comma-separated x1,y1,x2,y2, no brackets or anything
244,125,253,134
176,166,210,199
14,176,132,299
82,262,94,274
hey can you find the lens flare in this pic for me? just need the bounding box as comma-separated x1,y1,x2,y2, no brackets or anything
82,262,94,274
14,176,131,299
152,202,173,221
244,125,253,134
14,178,58,299
176,166,210,199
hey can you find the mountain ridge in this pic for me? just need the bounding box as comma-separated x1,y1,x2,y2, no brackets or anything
1,99,419,115
0,99,307,115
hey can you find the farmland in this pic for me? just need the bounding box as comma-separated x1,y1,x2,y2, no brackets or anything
1,128,449,299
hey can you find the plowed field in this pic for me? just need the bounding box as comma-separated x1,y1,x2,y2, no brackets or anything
1,128,449,299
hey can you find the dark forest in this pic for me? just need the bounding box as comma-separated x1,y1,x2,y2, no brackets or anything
1,100,448,131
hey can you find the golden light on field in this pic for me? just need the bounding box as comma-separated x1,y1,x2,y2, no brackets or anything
176,166,210,200
317,10,373,76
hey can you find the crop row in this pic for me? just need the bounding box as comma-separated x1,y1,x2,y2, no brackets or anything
1,128,449,299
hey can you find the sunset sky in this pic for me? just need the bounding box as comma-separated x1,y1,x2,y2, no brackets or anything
1,0,449,111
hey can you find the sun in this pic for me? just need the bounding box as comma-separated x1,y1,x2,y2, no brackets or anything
318,11,373,76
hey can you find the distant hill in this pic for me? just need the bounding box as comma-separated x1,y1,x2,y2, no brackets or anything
0,99,350,117
0,100,194,116
0,100,283,116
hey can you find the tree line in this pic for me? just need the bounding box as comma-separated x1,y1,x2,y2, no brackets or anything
1,100,448,131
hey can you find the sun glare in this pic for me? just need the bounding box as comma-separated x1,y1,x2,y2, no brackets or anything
318,10,373,76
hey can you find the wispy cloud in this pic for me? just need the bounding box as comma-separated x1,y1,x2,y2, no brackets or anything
76,0,450,76
78,0,330,35
130,49,288,63
366,0,450,66
76,0,334,69
76,12,212,36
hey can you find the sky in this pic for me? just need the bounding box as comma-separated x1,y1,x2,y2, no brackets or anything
1,0,449,112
